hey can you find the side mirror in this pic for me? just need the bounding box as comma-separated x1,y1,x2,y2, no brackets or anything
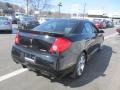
99,30,104,33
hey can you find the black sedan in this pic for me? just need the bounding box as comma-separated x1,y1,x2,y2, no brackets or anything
17,16,39,30
11,19,104,79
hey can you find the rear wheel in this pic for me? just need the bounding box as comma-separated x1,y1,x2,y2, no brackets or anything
71,52,86,79
9,30,12,34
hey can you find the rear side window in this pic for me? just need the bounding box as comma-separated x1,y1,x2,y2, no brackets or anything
33,19,79,34
71,22,83,34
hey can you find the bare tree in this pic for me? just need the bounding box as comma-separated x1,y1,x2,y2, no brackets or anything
24,0,53,17
29,0,51,11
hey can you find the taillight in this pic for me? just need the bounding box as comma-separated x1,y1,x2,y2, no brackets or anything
15,32,20,44
49,37,71,53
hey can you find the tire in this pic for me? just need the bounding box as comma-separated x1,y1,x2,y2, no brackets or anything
7,30,12,34
9,30,12,34
70,52,86,79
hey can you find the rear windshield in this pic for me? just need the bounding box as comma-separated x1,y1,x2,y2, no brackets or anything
32,19,80,34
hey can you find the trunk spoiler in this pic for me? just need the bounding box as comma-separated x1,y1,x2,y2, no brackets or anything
19,30,65,37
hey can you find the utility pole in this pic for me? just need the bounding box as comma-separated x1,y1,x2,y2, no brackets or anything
58,2,62,17
26,0,28,15
83,0,86,19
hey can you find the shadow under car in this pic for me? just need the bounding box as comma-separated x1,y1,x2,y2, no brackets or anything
53,45,113,88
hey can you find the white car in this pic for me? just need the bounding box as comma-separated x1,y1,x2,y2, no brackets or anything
0,16,12,32
15,13,25,19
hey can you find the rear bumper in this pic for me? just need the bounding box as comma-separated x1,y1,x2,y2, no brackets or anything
11,45,73,77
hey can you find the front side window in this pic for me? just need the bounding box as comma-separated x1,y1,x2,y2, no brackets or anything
91,24,99,33
84,23,93,34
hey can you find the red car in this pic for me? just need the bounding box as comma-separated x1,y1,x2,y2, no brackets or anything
93,21,104,29
116,28,120,34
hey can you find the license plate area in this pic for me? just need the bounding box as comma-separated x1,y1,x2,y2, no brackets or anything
25,53,36,63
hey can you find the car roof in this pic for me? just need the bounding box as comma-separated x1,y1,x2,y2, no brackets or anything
49,18,90,23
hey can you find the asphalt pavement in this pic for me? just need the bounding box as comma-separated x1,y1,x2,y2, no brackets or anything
0,26,120,90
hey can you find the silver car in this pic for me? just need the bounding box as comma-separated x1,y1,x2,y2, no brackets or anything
0,16,12,32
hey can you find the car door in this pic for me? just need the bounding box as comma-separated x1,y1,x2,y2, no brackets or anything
83,22,97,55
90,23,104,49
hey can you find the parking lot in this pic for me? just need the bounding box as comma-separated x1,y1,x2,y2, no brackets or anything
0,26,120,90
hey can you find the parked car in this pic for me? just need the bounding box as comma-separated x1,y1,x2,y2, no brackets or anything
93,21,104,29
15,13,25,19
116,27,120,34
5,14,18,24
17,16,39,30
101,20,107,28
12,18,19,24
11,19,104,79
106,20,114,28
93,19,107,29
0,16,12,32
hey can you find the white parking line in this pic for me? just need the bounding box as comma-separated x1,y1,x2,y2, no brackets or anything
0,33,118,83
0,68,27,82
104,33,118,39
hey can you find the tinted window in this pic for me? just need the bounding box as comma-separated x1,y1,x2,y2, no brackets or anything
33,19,79,34
72,22,83,34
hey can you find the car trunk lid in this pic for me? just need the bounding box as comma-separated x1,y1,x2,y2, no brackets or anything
16,30,65,52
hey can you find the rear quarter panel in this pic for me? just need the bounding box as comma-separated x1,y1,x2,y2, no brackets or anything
58,34,87,70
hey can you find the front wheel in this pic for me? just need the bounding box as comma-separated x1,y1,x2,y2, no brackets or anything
71,52,86,79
